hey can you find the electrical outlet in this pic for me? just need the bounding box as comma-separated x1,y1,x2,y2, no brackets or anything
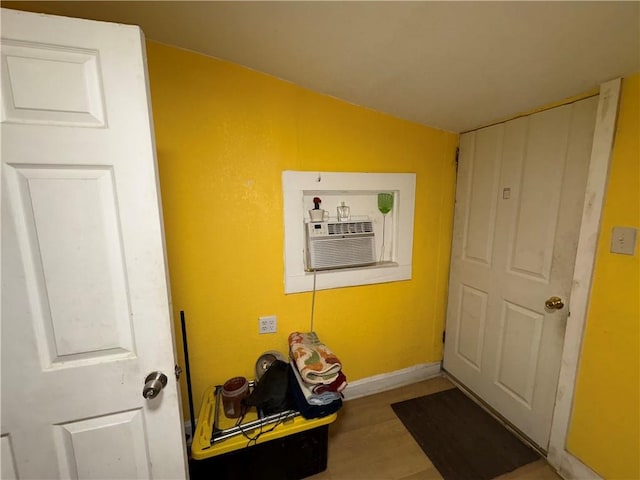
259,315,277,334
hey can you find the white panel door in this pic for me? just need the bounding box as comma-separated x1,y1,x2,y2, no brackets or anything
443,97,598,450
1,9,187,479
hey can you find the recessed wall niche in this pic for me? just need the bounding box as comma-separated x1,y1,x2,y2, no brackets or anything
282,171,416,293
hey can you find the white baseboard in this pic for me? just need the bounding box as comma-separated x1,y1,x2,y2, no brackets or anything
342,362,442,401
555,450,602,480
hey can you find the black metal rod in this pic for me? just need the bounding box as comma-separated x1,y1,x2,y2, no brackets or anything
180,310,196,447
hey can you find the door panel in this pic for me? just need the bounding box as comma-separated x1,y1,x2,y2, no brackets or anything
1,39,106,126
1,435,18,480
1,9,187,479
5,165,134,365
495,301,543,407
507,107,570,280
461,126,502,266
455,285,488,370
55,410,150,479
444,97,598,449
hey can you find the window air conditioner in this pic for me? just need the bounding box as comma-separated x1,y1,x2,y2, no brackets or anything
305,220,376,271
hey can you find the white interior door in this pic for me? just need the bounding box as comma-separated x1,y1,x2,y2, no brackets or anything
1,9,187,479
443,96,598,450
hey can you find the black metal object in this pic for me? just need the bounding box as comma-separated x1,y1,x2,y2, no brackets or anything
180,310,196,449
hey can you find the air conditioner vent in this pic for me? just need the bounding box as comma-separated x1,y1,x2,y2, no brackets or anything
305,220,376,271
327,221,373,235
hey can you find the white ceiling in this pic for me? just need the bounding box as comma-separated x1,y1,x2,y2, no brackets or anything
3,1,639,132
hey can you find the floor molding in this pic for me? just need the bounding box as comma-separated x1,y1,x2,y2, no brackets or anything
556,450,602,480
343,362,442,401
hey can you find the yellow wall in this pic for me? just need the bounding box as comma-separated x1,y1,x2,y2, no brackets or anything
145,42,458,417
567,73,640,479
146,42,639,478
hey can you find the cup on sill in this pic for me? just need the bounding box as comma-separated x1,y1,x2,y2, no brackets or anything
309,209,329,222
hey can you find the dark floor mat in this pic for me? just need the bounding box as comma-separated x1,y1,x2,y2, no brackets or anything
391,388,540,480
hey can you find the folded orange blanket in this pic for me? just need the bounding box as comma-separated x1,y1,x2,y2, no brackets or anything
288,332,342,385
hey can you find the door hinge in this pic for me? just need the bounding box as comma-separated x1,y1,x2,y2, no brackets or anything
442,330,446,343
175,364,182,380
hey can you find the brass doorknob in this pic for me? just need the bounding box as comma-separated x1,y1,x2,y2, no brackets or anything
545,296,565,310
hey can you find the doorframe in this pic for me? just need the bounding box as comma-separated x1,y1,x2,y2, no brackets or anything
547,78,622,478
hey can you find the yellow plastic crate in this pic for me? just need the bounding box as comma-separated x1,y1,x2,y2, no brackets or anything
191,385,337,460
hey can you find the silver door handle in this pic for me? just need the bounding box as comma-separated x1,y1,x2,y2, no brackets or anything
142,372,167,399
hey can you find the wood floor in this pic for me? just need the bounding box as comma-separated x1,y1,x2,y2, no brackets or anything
308,376,562,480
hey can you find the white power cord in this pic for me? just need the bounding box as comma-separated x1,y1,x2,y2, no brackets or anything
310,269,317,332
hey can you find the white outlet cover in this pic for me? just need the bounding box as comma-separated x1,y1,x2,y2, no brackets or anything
259,315,277,334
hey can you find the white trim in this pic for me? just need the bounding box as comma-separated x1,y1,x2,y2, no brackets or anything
556,452,602,480
547,78,621,479
342,362,442,401
282,171,416,294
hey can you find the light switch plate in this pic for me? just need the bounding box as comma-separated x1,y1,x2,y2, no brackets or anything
611,226,637,255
